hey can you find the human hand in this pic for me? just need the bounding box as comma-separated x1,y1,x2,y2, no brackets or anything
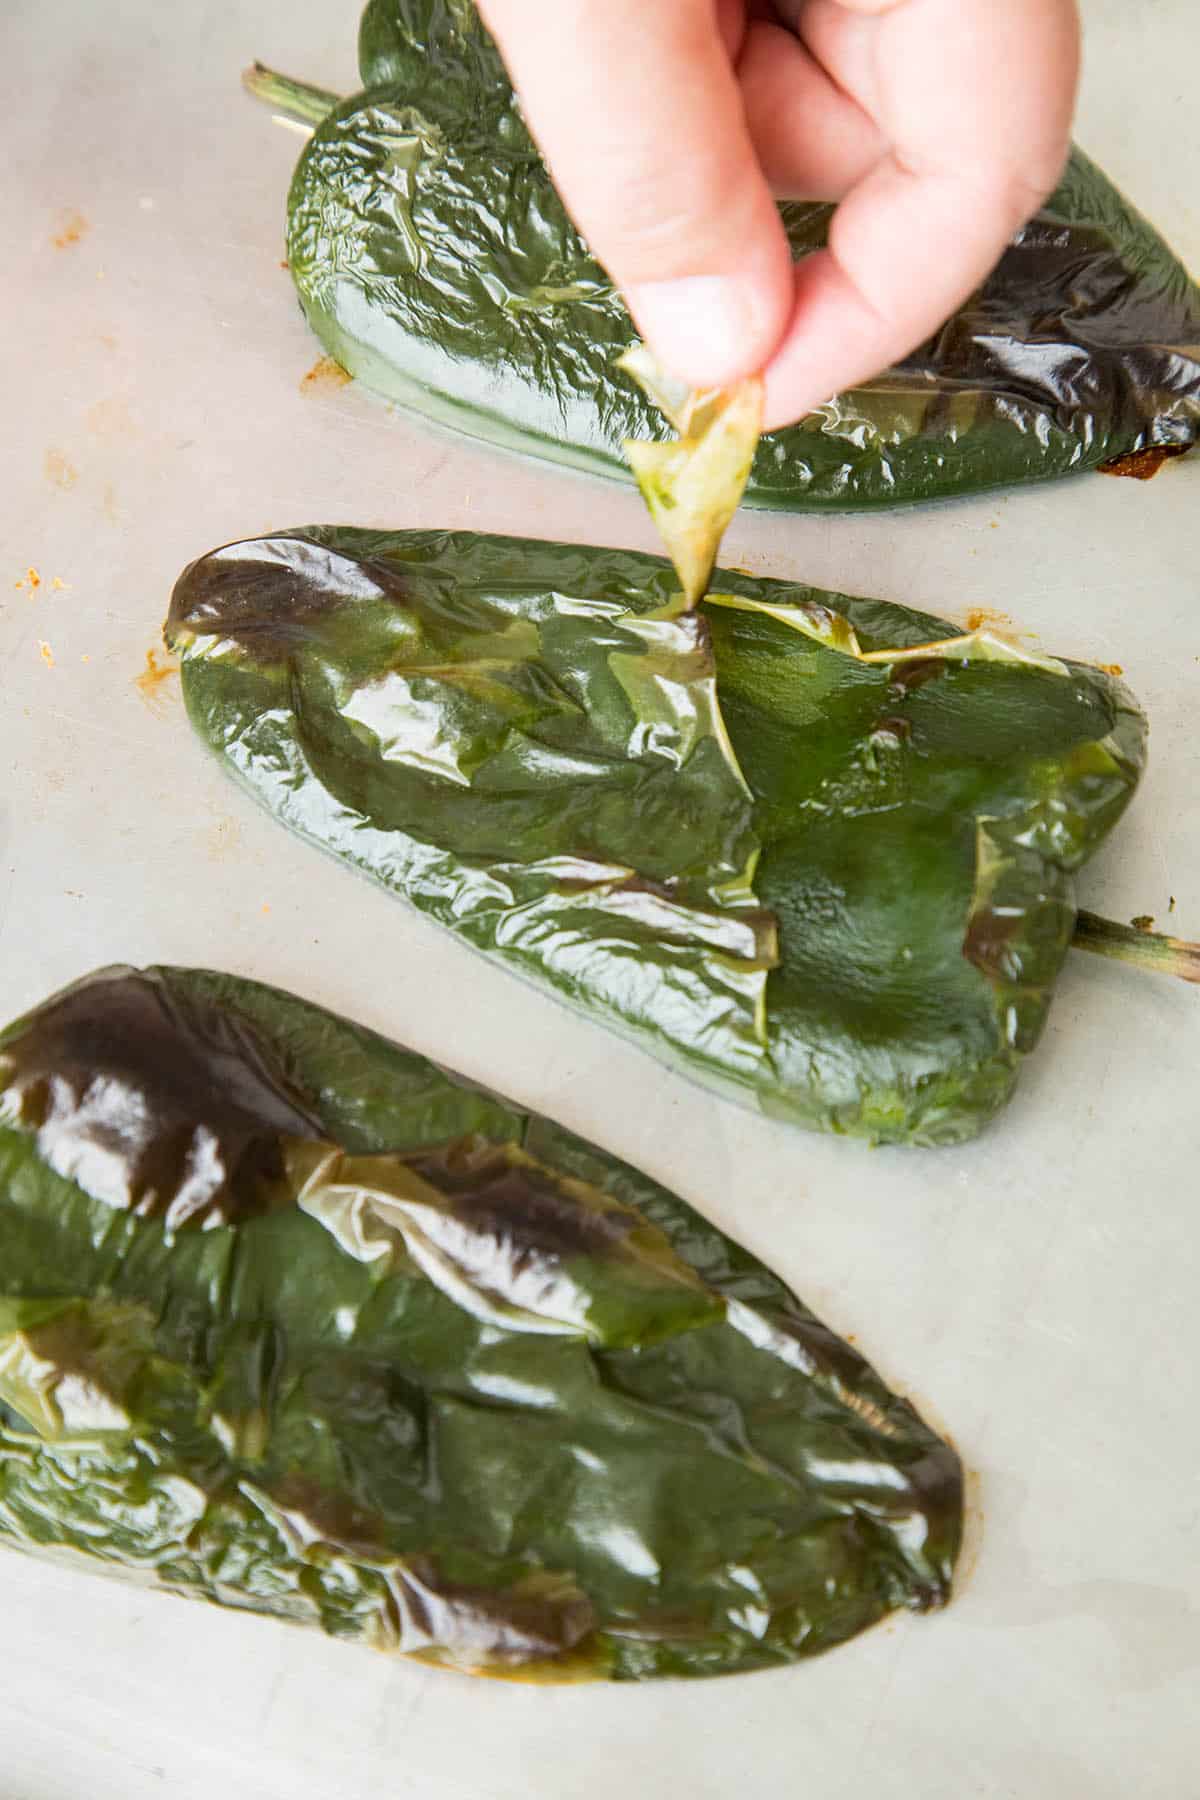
477,0,1080,429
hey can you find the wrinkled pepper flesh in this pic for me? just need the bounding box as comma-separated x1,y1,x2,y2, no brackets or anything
166,529,1146,1146
0,965,962,1681
253,0,1200,510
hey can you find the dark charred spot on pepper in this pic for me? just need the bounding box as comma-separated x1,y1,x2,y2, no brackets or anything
404,1139,634,1263
886,659,949,698
961,902,1024,984
685,605,716,661
0,1298,166,1438
393,1556,596,1664
166,535,412,662
871,715,913,744
891,1449,963,1610
262,1472,390,1557
1098,444,1190,481
0,968,323,1227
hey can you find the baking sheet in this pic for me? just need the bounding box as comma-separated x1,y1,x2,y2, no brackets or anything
2,2,1198,1795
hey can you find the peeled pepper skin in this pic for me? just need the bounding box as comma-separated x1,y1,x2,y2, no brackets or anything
166,530,1146,1147
0,965,962,1681
276,0,1200,511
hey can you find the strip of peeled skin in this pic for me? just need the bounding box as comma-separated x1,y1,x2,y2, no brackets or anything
619,347,763,608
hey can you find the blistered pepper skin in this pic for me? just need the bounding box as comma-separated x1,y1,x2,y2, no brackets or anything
0,965,962,1681
167,529,1146,1146
270,1,1200,511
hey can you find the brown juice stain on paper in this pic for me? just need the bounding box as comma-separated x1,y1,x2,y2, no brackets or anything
953,1465,985,1596
135,648,179,710
1099,444,1189,482
52,209,89,249
45,450,78,491
38,641,56,668
301,355,352,393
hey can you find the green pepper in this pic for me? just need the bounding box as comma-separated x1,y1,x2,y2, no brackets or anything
0,964,961,1681
166,527,1163,1147
244,0,1200,510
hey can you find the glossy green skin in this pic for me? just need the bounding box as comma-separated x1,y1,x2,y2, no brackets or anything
0,966,961,1681
167,530,1146,1145
279,0,1200,511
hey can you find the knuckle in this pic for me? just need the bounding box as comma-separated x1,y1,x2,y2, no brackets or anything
998,151,1070,226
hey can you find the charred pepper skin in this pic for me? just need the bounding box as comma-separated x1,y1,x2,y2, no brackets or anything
0,965,961,1682
166,529,1146,1146
257,1,1200,510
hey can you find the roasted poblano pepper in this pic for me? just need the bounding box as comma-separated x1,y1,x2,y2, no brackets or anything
246,0,1200,510
0,965,962,1680
167,529,1148,1146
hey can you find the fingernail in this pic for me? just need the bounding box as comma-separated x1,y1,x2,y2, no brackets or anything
626,276,770,387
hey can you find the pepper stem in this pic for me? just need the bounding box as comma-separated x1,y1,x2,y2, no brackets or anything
242,63,342,129
1072,911,1200,985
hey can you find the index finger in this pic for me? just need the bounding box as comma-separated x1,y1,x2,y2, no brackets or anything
479,0,795,387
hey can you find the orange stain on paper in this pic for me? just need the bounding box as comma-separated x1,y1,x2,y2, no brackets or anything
965,606,1012,632
301,355,352,393
135,647,179,708
52,209,89,249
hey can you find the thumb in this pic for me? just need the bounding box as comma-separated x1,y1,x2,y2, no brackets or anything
479,0,793,387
